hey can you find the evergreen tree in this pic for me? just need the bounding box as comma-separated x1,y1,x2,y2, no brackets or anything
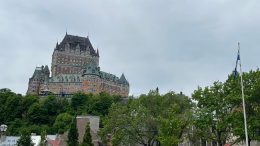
81,122,94,146
40,130,47,146
68,117,79,146
17,130,33,146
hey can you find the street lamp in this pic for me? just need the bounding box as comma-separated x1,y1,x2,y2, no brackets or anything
0,124,8,140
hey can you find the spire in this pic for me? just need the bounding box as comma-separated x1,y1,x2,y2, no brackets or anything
156,87,159,94
56,41,59,49
120,73,126,80
120,73,129,85
97,48,99,57
44,65,50,74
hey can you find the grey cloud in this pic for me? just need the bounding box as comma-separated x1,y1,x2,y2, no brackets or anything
1,0,260,96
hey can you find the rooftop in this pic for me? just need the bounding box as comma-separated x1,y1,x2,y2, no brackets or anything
56,33,98,56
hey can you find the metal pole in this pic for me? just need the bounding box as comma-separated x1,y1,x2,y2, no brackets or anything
238,42,249,146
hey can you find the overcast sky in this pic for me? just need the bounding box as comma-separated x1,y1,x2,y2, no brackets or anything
1,0,260,96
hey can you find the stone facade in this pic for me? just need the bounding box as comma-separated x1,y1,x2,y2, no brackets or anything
27,33,129,97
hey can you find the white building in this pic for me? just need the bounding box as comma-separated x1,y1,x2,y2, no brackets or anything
0,135,40,146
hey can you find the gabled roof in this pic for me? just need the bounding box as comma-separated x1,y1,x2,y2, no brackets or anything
56,33,98,56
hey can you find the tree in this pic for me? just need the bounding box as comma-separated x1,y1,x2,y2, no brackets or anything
100,103,141,145
3,94,23,122
192,81,233,145
158,101,193,146
191,70,260,145
68,117,79,146
100,91,193,146
17,130,33,146
40,130,47,146
81,122,94,146
71,93,91,114
53,113,73,134
27,103,48,124
22,95,39,117
6,118,25,136
42,96,68,124
0,88,16,122
90,92,113,116
224,70,260,145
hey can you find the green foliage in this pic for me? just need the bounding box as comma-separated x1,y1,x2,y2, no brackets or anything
42,96,68,124
100,91,193,145
22,95,39,115
4,94,23,122
158,104,192,146
71,93,92,114
6,119,26,135
27,124,50,135
191,70,260,145
192,81,232,145
70,92,121,116
3,69,260,146
224,70,260,142
0,89,122,136
89,92,113,116
68,117,79,146
27,103,48,124
17,130,33,146
40,130,47,146
81,122,94,146
42,96,60,116
53,113,73,134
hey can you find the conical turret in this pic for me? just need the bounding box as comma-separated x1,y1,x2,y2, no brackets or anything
119,73,129,85
56,41,59,49
97,49,99,57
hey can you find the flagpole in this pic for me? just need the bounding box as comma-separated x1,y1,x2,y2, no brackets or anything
238,42,249,146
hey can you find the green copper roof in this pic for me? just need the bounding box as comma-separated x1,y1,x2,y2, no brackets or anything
82,64,100,76
32,66,46,78
81,64,129,85
100,71,120,82
119,74,129,85
49,74,82,82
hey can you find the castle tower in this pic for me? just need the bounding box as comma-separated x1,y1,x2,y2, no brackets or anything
119,74,130,97
27,66,49,95
51,33,99,77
